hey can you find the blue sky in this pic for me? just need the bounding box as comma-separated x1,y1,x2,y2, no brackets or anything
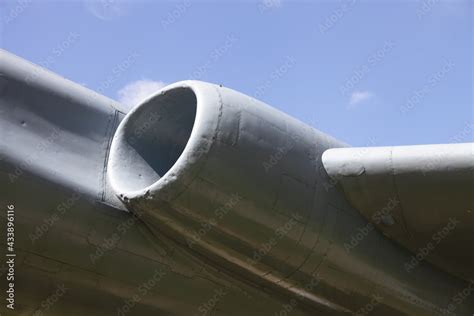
1,0,472,146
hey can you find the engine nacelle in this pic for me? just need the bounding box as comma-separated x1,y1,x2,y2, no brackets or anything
108,80,346,312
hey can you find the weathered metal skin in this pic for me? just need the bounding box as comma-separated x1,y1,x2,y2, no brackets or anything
0,49,126,209
322,144,474,282
108,81,474,315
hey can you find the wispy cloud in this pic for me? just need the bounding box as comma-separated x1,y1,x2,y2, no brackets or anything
348,90,374,108
83,0,130,21
117,79,167,110
258,0,282,13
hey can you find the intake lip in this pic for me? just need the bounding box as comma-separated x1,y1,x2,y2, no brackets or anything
107,80,221,202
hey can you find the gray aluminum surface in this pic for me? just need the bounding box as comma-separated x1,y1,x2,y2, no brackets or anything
322,144,474,281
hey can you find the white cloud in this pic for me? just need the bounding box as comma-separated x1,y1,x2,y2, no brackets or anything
117,79,167,109
84,0,130,21
348,90,374,108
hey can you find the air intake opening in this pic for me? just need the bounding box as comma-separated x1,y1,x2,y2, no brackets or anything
110,87,197,193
